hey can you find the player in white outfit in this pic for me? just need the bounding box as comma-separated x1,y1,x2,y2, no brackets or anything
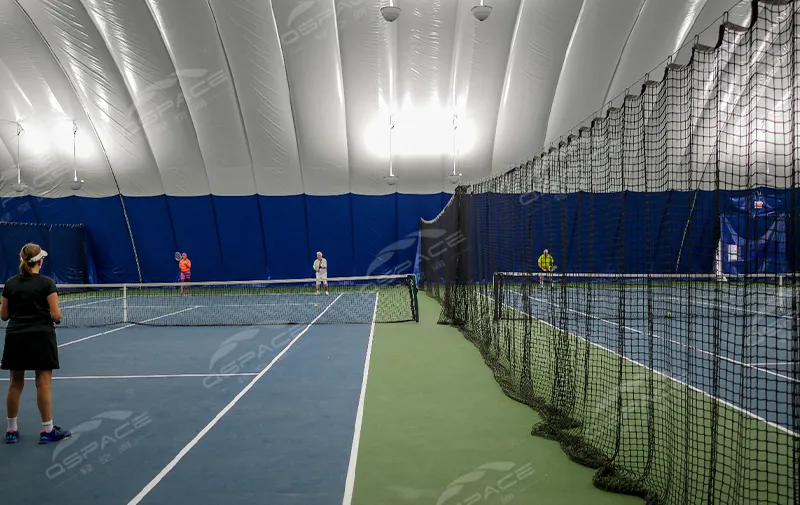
313,251,328,295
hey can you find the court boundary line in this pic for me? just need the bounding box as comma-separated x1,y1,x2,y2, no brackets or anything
61,298,117,309
0,373,259,381
518,290,798,384
662,293,792,320
341,292,380,505
124,293,344,505
531,315,799,438
482,291,798,438
500,274,793,320
57,307,200,348
104,302,335,308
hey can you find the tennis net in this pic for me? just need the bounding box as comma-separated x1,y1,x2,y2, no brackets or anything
0,274,419,327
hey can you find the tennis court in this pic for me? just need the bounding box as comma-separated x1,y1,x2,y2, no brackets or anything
495,274,797,435
418,264,799,504
0,274,651,505
0,287,379,505
4,1,800,504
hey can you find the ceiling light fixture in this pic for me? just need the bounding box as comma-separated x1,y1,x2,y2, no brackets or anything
381,0,401,22
472,0,491,21
11,123,27,193
69,121,83,190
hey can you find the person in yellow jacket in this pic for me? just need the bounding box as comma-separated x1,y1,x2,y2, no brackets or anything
537,249,555,288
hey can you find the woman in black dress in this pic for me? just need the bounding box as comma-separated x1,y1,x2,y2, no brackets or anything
1,243,71,444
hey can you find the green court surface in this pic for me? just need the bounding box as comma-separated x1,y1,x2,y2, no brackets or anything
350,293,642,505
491,286,796,505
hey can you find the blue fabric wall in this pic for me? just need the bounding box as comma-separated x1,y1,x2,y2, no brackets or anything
0,222,94,284
3,188,793,284
465,190,720,280
0,193,451,284
446,188,798,283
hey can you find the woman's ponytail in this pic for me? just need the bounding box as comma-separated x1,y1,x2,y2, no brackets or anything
19,243,42,278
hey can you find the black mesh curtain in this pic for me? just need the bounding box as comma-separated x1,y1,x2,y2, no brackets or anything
419,2,800,504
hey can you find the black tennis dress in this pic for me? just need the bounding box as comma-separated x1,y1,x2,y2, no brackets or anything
0,274,60,371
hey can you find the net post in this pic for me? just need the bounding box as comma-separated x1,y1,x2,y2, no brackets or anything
492,272,502,321
122,285,128,323
407,274,419,322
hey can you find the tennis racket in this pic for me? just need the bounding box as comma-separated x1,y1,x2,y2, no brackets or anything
175,252,182,261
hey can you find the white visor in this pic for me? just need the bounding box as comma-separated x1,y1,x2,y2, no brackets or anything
23,250,48,263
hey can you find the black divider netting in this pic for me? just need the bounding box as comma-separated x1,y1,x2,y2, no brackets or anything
0,275,419,327
420,2,800,504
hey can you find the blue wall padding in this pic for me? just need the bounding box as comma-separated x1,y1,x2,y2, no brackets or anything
351,194,398,277
212,195,269,281
0,221,93,284
259,195,310,281
78,198,141,283
442,188,800,283
165,196,224,282
20,196,139,283
0,195,38,223
667,191,717,274
304,195,355,278
12,190,761,284
28,196,75,225
47,225,91,284
124,196,178,282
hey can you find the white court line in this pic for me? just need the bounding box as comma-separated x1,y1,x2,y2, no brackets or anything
518,290,799,384
61,298,118,309
0,373,259,381
121,303,321,308
124,292,373,298
341,292,380,505
661,293,791,320
125,293,344,505
487,292,798,438
547,284,791,320
57,307,200,348
747,362,800,367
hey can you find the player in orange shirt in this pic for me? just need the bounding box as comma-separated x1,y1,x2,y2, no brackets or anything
179,253,191,295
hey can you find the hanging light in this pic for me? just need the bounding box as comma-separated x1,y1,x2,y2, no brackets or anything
381,0,401,22
11,123,27,192
384,114,398,185
69,121,84,190
447,114,462,184
472,0,491,21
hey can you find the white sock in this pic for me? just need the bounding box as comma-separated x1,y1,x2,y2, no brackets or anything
7,418,17,432
42,420,53,432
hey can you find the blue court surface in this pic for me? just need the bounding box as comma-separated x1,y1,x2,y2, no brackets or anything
0,300,374,504
498,285,798,436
